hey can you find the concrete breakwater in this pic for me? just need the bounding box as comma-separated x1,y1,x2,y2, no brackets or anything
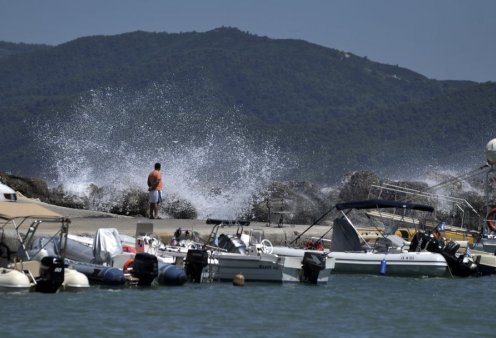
0,198,333,252
1,216,331,249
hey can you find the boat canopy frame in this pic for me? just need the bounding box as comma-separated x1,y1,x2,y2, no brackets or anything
0,202,70,261
335,199,434,213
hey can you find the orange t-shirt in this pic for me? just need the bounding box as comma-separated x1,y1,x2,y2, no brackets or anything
148,170,163,191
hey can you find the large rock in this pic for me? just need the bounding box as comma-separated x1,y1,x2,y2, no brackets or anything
163,194,197,219
47,184,85,209
338,170,381,202
110,188,149,217
252,181,338,225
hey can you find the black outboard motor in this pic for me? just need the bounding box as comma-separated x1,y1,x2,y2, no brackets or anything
443,241,460,256
301,252,326,284
132,253,158,286
185,249,209,283
35,256,64,293
409,231,443,253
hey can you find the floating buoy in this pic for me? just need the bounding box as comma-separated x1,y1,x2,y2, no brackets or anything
233,273,245,286
379,258,387,275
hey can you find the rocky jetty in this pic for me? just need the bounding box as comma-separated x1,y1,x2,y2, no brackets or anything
0,170,489,228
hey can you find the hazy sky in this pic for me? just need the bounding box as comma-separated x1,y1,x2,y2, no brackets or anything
1,0,495,82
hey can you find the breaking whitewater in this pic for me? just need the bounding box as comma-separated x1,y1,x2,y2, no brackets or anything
24,85,490,224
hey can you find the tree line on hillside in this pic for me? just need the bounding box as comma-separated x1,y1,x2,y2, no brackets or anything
0,27,494,183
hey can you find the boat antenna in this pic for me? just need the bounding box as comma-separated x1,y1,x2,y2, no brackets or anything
289,206,335,245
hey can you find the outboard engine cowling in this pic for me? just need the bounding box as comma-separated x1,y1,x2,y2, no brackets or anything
185,249,208,283
444,241,460,256
409,232,443,253
301,252,326,284
132,253,158,286
36,256,64,293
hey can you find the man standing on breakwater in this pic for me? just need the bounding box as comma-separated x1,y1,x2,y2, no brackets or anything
147,162,163,219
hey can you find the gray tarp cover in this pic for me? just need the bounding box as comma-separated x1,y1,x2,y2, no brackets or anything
329,218,362,252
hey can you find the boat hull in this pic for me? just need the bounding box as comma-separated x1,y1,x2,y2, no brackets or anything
481,237,496,254
329,251,449,277
214,252,332,283
157,262,187,286
66,259,126,286
471,250,496,275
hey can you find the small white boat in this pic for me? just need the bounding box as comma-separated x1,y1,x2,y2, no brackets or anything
129,223,217,284
329,251,448,276
0,201,88,292
212,250,331,283
289,199,450,277
64,226,188,286
6,259,90,291
207,220,334,283
327,200,450,277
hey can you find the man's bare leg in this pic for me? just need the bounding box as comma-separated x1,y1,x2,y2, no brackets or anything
149,203,156,219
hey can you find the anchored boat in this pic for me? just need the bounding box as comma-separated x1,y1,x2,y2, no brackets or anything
0,201,89,292
206,219,334,284
317,199,451,277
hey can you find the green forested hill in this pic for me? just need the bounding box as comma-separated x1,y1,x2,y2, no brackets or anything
0,41,52,59
0,27,494,183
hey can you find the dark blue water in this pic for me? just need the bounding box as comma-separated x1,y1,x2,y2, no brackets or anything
1,275,494,338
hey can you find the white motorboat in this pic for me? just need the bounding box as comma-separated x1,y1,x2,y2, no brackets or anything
6,259,89,291
129,223,218,284
206,219,334,283
0,201,89,292
329,251,448,276
309,199,451,277
61,226,188,286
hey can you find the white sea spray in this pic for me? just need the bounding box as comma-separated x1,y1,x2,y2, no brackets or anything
35,84,293,219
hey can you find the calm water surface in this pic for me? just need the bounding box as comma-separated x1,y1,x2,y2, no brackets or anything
2,275,495,338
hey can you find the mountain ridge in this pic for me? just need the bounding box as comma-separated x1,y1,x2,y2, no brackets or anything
0,27,494,183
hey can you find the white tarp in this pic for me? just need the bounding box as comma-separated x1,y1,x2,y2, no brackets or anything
93,228,123,265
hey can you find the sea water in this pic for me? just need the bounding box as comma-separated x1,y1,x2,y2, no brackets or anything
2,275,495,338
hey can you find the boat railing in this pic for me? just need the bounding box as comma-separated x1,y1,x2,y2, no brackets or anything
205,219,249,248
368,183,482,230
204,244,227,252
